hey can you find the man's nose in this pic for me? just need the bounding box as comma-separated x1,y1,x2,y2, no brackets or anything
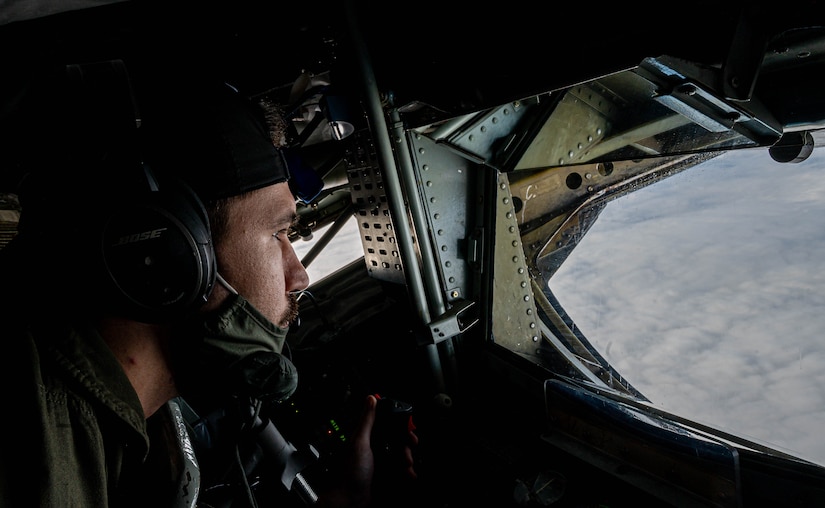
287,247,310,292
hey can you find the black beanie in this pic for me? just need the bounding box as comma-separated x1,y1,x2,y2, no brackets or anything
17,66,291,233
141,82,290,204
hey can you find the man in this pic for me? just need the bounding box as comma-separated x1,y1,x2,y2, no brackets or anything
0,63,415,507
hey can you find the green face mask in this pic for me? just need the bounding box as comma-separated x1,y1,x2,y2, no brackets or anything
173,292,298,404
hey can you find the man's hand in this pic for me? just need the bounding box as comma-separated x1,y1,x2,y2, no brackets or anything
317,395,418,508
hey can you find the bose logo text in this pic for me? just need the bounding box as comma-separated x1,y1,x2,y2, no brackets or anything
113,228,168,246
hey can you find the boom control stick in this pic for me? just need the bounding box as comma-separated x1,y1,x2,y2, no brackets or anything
372,394,416,488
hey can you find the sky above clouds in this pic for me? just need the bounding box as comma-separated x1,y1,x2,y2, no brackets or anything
550,147,825,466
293,146,825,467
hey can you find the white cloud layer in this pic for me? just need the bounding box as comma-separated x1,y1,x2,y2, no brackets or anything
551,147,825,466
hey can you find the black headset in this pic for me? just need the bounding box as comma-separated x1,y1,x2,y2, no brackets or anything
99,163,217,323
63,59,217,322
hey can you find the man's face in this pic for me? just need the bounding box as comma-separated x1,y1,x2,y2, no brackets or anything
207,182,310,327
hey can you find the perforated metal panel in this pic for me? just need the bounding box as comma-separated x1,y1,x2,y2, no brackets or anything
345,130,406,284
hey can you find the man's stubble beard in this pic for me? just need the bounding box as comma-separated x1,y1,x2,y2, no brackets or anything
280,292,301,328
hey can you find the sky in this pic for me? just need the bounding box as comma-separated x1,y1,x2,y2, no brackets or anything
292,146,825,467
550,147,825,466
292,219,363,284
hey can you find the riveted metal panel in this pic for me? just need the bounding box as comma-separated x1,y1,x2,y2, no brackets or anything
491,173,541,357
408,133,475,303
440,101,532,163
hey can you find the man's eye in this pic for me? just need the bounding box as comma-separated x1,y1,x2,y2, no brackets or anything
273,227,295,239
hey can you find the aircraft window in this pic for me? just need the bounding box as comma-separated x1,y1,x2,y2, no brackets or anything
292,217,364,283
543,146,825,467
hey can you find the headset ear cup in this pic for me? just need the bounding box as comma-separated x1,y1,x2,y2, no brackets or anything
100,177,216,323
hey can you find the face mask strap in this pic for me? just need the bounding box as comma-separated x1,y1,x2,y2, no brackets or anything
216,272,239,295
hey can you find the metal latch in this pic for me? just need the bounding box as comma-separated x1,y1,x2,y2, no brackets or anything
428,299,478,344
